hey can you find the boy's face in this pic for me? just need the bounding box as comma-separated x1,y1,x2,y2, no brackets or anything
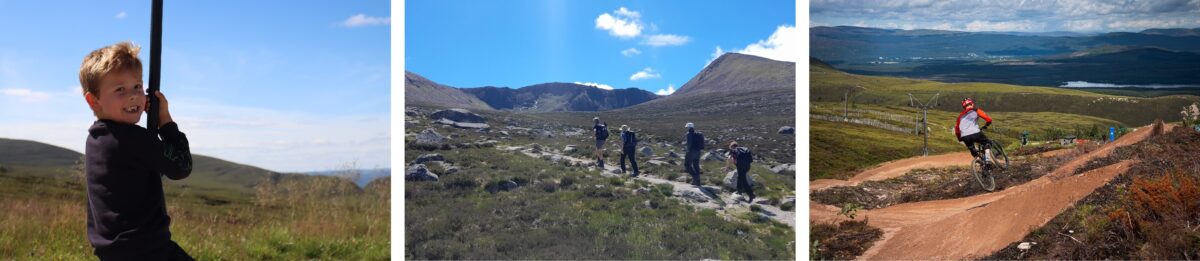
86,70,145,125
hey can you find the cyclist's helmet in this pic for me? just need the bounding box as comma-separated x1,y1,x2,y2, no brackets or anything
961,98,974,108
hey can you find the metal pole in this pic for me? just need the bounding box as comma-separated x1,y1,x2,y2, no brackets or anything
147,0,163,135
922,109,929,156
844,90,850,121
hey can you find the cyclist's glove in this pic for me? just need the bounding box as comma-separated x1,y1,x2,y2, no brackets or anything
981,124,990,130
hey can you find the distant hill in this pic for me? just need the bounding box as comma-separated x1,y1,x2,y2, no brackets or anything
849,47,1200,87
811,26,1200,64
668,53,796,97
0,137,306,194
307,168,390,187
0,138,80,167
1139,28,1200,37
460,82,658,112
809,57,1200,126
405,71,494,110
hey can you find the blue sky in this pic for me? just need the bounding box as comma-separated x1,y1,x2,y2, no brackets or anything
406,0,797,95
0,1,390,172
812,0,1200,33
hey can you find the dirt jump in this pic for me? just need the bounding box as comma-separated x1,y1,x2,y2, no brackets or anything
811,123,1167,260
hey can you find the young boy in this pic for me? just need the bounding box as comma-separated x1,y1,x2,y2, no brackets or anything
81,42,194,260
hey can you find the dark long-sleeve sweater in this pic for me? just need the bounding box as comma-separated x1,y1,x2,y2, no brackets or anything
85,120,192,258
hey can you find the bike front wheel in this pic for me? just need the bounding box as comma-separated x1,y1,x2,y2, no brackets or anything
971,158,996,191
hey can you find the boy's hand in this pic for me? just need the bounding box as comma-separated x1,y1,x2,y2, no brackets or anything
145,91,173,128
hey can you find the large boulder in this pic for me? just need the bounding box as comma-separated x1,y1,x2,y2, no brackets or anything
413,128,446,148
435,119,490,130
640,146,653,157
770,163,795,174
722,170,755,191
702,151,727,162
778,126,795,135
430,108,486,123
780,196,796,211
413,153,444,165
405,164,438,181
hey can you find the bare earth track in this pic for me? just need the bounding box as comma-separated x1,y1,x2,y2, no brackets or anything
810,124,1165,260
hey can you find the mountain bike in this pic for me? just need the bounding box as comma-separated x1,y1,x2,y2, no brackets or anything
970,138,1009,191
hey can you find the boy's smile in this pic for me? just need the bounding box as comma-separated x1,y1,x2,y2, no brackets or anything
87,70,145,125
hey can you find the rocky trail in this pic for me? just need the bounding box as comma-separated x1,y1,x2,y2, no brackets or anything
810,124,1166,260
498,144,795,227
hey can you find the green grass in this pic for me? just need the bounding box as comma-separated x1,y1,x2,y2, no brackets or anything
0,166,389,260
810,102,1123,180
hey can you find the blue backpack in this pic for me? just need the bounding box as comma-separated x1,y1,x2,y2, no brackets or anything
596,124,609,140
687,132,705,151
622,131,638,148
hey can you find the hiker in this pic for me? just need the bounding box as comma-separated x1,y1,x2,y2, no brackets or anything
80,42,195,260
684,122,704,186
618,125,640,177
593,117,609,168
955,98,994,164
725,141,755,203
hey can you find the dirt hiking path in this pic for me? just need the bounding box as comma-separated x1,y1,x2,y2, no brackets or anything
811,152,974,191
810,124,1164,260
499,145,795,227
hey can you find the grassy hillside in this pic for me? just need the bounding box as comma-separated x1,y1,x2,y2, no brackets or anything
810,58,1200,126
532,88,796,164
0,138,81,167
0,137,389,259
405,106,795,259
810,102,1123,180
0,165,388,259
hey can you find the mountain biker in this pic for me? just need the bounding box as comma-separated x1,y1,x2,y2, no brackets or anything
684,122,704,186
593,117,609,168
955,98,994,165
618,125,639,177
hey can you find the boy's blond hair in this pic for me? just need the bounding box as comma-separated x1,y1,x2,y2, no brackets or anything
80,42,142,97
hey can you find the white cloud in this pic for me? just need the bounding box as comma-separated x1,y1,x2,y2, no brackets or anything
964,20,1044,31
595,7,643,38
115,11,127,19
704,46,726,68
1062,19,1105,32
620,47,642,57
640,34,691,46
574,81,615,90
614,7,640,19
341,14,390,27
655,84,676,96
1,88,52,102
629,67,661,81
707,25,799,67
1107,17,1195,31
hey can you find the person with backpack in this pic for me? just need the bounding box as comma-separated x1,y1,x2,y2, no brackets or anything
684,122,704,186
724,141,755,203
618,125,639,177
593,117,609,168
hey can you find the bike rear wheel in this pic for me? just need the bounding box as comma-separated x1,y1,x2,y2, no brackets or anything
989,140,1009,170
969,143,998,190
